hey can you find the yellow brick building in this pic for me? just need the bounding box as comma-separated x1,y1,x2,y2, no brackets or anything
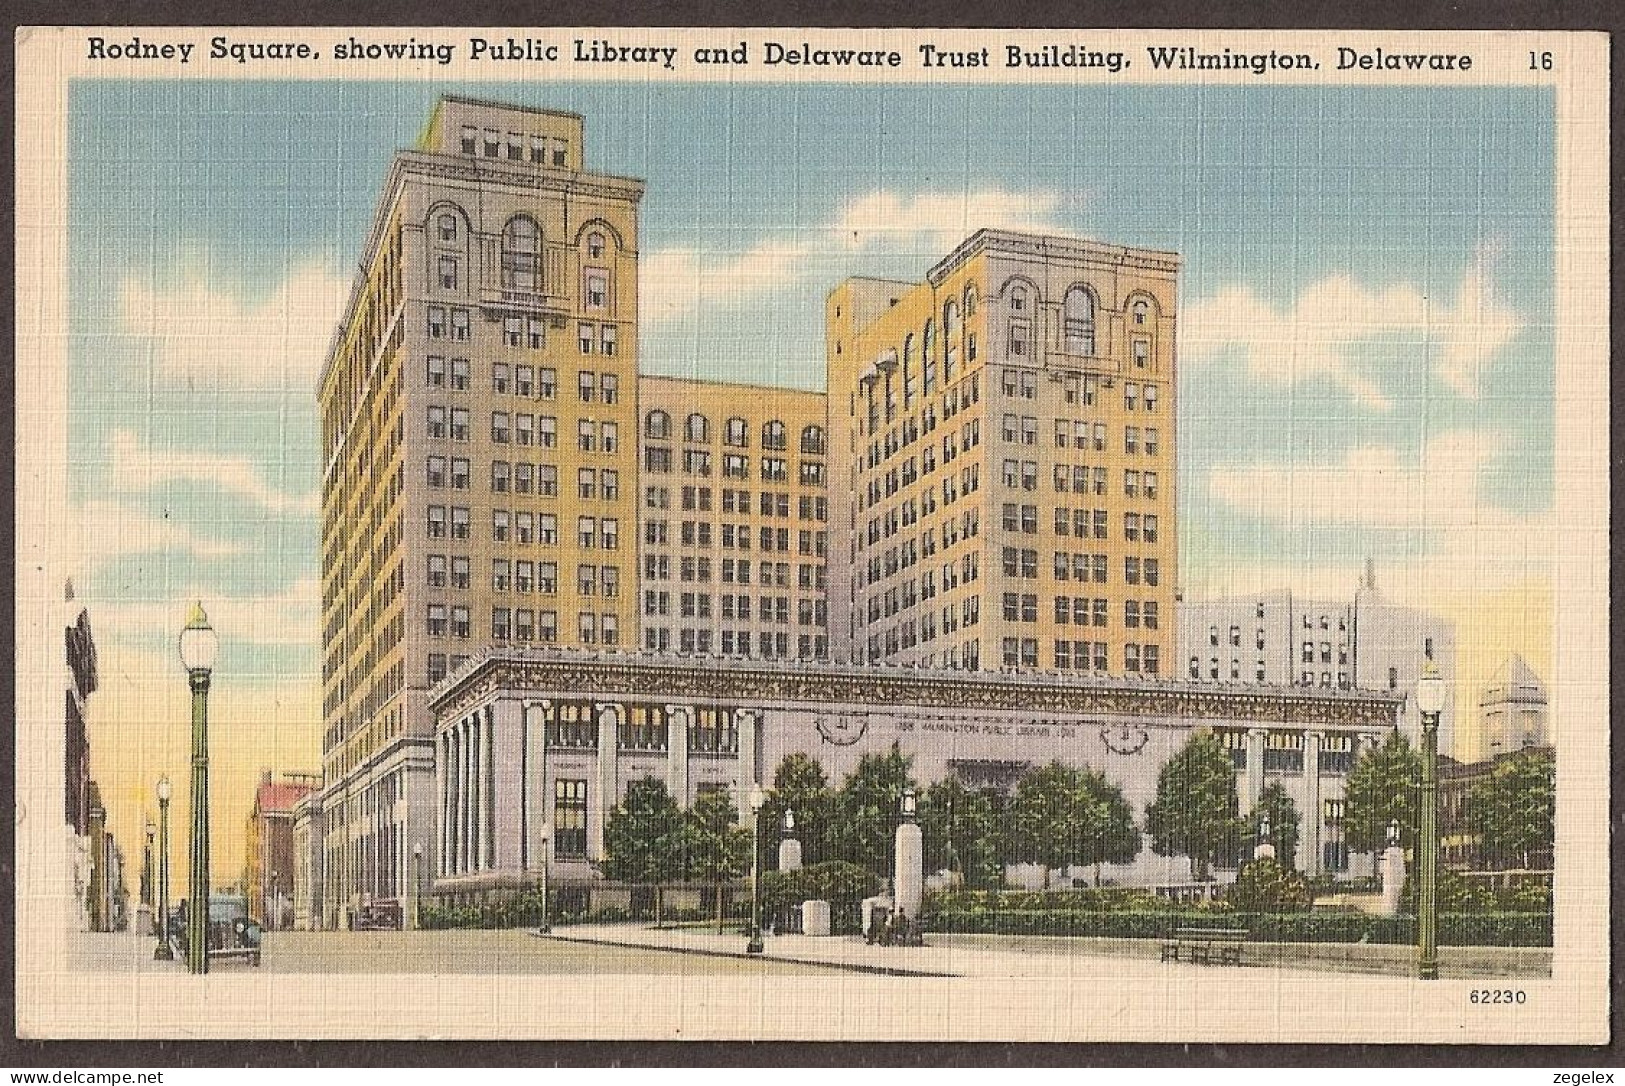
826,230,1178,678
316,97,642,923
635,377,829,662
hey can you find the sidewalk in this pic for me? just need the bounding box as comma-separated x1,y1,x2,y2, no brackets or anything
538,924,1278,979
541,924,1551,980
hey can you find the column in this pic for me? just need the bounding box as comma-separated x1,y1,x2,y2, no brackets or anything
435,732,447,878
522,701,552,875
493,700,524,871
665,704,692,806
736,708,761,815
484,706,496,870
1244,727,1266,813
1302,730,1323,876
459,718,472,874
591,702,622,862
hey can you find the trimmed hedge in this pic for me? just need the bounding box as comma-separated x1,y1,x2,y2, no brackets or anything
929,888,1162,913
920,906,1551,947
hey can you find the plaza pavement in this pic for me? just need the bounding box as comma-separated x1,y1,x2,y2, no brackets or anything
543,924,1553,980
61,926,1550,980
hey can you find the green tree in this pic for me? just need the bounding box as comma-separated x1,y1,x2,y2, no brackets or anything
1252,782,1302,870
683,789,753,932
1006,762,1141,887
1343,731,1422,855
827,742,916,876
918,778,1002,888
1144,730,1245,880
600,777,686,926
1467,748,1555,870
764,752,833,867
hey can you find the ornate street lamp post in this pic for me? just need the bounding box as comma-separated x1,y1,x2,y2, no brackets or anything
179,602,219,975
537,821,552,935
142,818,156,924
411,843,425,931
1416,659,1447,981
154,777,173,961
746,784,766,955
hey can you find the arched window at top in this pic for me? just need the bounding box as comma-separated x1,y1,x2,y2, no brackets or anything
644,410,671,440
587,231,606,259
943,300,961,379
685,413,710,443
902,333,917,406
1064,285,1096,355
801,425,826,455
437,213,459,244
1009,283,1029,313
501,216,541,291
922,319,938,393
963,283,979,317
762,420,787,451
724,417,748,447
1132,299,1150,326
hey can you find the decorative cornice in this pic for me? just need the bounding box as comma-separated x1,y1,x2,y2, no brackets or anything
428,648,1402,730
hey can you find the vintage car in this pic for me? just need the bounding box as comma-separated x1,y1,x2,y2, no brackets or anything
352,901,403,931
167,895,264,966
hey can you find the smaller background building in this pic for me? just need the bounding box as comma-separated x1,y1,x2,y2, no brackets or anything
291,790,325,930
1477,654,1549,761
244,771,320,930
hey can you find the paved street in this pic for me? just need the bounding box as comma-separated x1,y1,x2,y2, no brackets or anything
66,926,1549,980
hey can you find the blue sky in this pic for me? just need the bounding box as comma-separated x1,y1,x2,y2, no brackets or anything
68,78,1555,689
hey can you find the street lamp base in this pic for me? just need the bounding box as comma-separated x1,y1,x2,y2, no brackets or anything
1419,962,1439,981
745,935,765,955
153,944,174,961
536,923,552,935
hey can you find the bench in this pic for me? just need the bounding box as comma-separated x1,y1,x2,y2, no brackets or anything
1160,926,1247,966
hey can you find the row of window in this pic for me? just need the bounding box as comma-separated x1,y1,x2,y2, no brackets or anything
427,306,619,355
643,446,821,484
645,485,828,522
1017,638,1161,674
995,548,1168,587
644,520,828,556
426,603,619,646
641,592,807,624
994,593,1163,630
641,628,829,660
644,412,825,454
457,126,570,165
424,505,620,548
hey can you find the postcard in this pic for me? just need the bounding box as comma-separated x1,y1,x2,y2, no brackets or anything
12,26,1609,1043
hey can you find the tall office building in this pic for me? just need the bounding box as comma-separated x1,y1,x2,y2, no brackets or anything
316,97,643,923
636,377,830,662
825,230,1179,678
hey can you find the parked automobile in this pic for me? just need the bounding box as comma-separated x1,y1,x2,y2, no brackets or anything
167,895,263,966
353,901,403,931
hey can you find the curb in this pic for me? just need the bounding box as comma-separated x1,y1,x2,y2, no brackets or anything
533,930,957,978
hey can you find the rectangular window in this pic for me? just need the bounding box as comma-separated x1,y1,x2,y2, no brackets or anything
554,780,588,858
426,356,446,387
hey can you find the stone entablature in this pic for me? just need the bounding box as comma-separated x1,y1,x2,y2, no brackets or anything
428,647,1402,730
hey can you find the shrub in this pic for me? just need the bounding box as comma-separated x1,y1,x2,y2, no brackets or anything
761,861,882,934
1226,857,1314,912
919,907,1550,946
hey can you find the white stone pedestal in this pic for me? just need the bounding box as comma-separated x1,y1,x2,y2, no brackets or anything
779,838,802,872
893,821,923,918
1379,845,1407,917
802,898,831,936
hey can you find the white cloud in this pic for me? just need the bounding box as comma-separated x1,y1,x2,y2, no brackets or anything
1182,255,1523,409
1207,430,1500,529
89,576,320,649
641,189,1067,322
117,255,349,391
109,429,317,516
1201,430,1552,599
79,500,245,563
